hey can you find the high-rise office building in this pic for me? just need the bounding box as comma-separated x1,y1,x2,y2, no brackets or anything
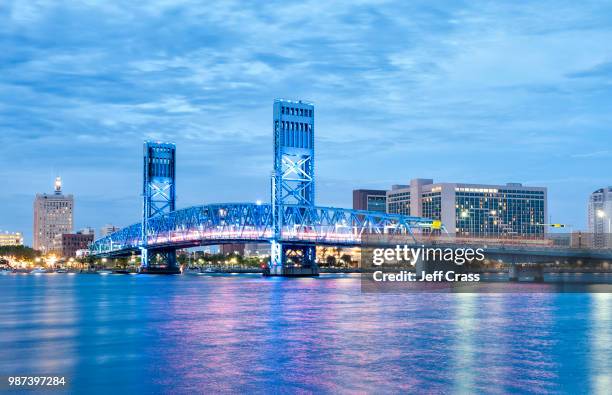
386,183,410,215
387,178,547,237
352,189,387,212
33,177,74,253
0,231,23,247
588,187,612,247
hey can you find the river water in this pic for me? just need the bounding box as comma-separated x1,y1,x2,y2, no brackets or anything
0,273,610,393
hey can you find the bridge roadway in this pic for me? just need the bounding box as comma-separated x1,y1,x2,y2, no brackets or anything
90,202,612,265
366,233,612,264
424,239,612,264
90,202,435,257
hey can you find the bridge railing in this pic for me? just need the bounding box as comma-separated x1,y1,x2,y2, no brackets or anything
280,205,433,244
89,223,141,255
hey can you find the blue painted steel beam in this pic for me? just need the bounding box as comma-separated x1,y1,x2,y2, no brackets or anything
271,99,317,274
90,203,435,256
142,141,177,270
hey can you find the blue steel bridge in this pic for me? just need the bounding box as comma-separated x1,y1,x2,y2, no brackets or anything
89,203,433,255
90,99,438,276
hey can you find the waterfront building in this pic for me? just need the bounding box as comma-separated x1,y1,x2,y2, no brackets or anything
244,243,271,257
588,187,612,247
75,249,90,258
352,189,386,212
387,178,547,237
0,231,24,246
33,177,74,253
220,243,245,255
53,230,94,258
100,224,120,237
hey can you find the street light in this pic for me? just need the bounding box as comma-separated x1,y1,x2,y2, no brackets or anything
597,209,611,229
460,209,472,236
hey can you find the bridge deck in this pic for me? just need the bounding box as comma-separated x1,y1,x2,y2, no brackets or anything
90,203,435,256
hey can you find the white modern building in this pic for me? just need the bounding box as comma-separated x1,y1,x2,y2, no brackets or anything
33,177,74,253
0,231,24,247
387,178,547,237
588,187,612,247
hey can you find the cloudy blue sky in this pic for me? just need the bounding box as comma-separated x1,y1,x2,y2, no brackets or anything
1,1,612,244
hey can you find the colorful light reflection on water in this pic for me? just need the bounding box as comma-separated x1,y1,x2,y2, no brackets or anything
0,274,610,393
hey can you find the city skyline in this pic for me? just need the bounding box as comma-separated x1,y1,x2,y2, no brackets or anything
2,1,612,244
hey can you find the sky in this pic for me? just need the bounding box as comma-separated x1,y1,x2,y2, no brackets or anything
1,0,612,245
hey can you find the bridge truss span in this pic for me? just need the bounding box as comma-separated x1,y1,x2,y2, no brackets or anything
90,202,436,256
90,100,443,274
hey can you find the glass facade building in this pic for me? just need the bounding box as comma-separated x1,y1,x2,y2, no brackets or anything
454,185,546,237
422,190,442,221
386,186,410,215
387,179,547,238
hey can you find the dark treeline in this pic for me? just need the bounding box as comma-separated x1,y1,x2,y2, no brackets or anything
0,245,41,260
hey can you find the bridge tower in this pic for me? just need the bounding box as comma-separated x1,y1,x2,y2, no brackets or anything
140,141,180,274
269,99,319,276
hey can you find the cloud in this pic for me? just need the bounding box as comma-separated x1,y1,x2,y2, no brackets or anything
1,0,612,243
567,62,612,79
571,150,612,159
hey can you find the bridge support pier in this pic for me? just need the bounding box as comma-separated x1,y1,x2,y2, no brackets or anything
533,265,545,283
139,248,180,274
266,242,319,277
508,265,519,282
508,264,545,282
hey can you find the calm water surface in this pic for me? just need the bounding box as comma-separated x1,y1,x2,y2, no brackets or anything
0,273,610,394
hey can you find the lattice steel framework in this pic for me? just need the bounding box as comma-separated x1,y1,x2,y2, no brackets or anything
271,99,317,274
142,142,177,269
89,103,447,275
90,203,434,256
